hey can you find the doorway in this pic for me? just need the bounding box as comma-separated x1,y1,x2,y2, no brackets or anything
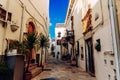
76,41,80,67
85,38,95,76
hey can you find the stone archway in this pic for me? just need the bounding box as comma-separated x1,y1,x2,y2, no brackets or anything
26,18,37,61
26,18,37,33
28,22,36,33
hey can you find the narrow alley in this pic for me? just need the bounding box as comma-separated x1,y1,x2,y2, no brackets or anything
0,0,120,80
32,56,96,80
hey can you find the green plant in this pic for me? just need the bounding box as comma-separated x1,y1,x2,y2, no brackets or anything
39,33,49,67
9,40,20,51
95,39,101,51
0,61,12,80
95,44,101,51
24,32,39,72
17,41,29,55
8,40,29,55
0,62,10,74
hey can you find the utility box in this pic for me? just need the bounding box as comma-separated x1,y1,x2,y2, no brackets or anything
7,54,24,80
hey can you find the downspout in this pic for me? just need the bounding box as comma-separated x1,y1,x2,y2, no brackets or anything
19,0,25,42
108,0,120,79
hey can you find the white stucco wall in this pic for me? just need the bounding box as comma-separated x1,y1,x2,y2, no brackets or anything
55,24,66,59
0,24,5,55
65,0,117,80
55,27,66,39
73,0,86,70
65,0,87,71
0,0,49,57
92,0,116,80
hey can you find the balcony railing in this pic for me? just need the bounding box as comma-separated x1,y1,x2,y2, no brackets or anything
62,40,68,47
61,37,68,48
66,30,74,45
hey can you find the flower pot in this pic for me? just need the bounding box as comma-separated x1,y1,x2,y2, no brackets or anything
10,24,19,32
71,60,76,66
95,39,101,51
24,72,32,80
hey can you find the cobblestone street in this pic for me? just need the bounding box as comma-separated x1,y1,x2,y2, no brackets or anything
32,56,96,80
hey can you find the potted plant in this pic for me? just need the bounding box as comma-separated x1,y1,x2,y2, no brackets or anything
38,33,49,70
23,32,39,80
8,40,20,55
95,39,101,51
5,40,28,80
0,60,12,80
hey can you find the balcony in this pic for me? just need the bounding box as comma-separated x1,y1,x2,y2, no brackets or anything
66,30,74,45
61,37,68,49
62,40,68,48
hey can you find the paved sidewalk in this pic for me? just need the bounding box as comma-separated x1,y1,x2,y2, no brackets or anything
32,56,96,80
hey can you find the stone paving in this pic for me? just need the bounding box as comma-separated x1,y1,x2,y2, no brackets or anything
32,56,96,80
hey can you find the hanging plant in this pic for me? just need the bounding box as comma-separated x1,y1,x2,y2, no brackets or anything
95,39,101,51
10,24,19,32
10,21,19,32
9,40,20,51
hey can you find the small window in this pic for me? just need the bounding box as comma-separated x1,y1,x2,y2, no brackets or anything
104,59,107,64
110,60,114,65
0,7,6,20
7,12,12,21
57,32,61,37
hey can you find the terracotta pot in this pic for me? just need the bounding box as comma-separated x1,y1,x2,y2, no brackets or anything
24,72,32,80
71,60,76,66
10,24,19,32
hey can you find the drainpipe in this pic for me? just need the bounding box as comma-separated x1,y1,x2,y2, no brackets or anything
108,0,120,79
19,1,25,42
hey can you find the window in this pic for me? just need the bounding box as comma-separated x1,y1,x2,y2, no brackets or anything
0,7,12,21
0,7,6,20
57,32,61,37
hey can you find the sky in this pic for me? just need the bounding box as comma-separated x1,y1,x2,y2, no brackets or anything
49,0,69,39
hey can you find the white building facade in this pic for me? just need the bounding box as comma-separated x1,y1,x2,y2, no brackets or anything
0,0,49,64
65,0,120,80
55,23,66,59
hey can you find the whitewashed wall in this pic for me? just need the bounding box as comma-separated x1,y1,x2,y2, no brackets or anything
55,25,66,59
0,0,49,57
65,0,117,80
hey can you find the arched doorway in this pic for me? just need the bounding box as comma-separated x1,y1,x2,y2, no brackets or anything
27,21,36,61
28,22,36,33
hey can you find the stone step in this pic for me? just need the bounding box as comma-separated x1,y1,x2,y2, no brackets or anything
28,63,42,78
29,63,38,71
30,67,42,78
29,63,38,67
